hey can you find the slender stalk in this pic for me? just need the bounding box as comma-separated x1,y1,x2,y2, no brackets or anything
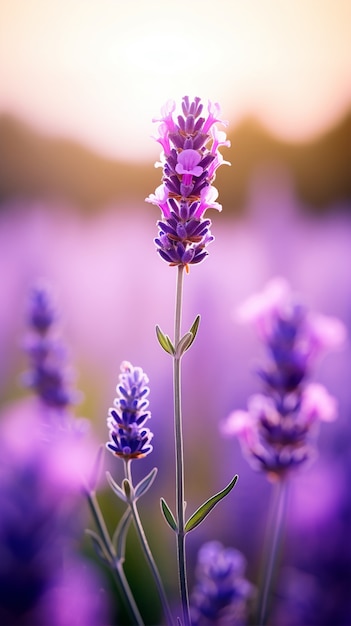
173,265,191,626
85,488,144,626
124,461,175,626
256,478,289,626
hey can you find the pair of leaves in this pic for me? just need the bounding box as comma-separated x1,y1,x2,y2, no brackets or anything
161,474,238,533
156,315,201,358
87,450,158,572
88,467,157,568
106,467,158,503
87,507,132,567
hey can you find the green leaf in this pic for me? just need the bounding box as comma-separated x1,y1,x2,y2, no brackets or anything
122,478,132,501
175,315,201,357
187,314,201,350
185,474,238,533
156,325,175,355
85,529,111,565
106,471,127,502
112,509,132,561
176,332,193,358
88,445,105,492
135,467,158,500
160,497,178,531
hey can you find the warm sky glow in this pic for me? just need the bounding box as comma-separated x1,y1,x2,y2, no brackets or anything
0,0,350,162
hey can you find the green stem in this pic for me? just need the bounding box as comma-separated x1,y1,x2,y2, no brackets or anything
173,265,191,626
85,488,144,626
256,478,289,626
124,461,175,626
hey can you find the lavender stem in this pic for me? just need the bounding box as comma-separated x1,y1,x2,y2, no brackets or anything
124,460,175,626
257,478,289,625
173,265,191,626
85,488,144,626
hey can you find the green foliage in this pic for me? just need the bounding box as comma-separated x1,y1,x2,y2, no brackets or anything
113,509,132,562
85,529,111,565
156,325,175,355
186,314,201,350
160,497,178,531
185,475,238,533
106,471,127,503
134,467,158,500
175,332,193,358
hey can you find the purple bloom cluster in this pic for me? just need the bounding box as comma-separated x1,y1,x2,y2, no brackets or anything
0,407,109,626
0,446,63,623
190,541,254,625
222,278,346,479
24,281,77,410
0,281,111,624
146,96,230,269
106,361,153,460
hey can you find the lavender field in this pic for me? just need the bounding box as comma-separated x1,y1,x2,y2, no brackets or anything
1,162,350,623
1,3,350,622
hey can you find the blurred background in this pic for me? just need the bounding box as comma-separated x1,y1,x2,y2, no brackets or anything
0,1,350,624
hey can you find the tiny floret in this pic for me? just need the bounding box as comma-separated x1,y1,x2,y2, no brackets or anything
175,150,203,177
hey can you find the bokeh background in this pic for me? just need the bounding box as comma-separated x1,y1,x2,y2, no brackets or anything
0,1,350,624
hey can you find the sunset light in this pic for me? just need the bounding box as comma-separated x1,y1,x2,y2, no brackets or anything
0,0,350,161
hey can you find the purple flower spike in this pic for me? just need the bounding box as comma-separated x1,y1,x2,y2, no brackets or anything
222,278,347,479
24,282,78,411
0,405,109,626
106,361,153,461
190,541,254,625
146,96,230,270
28,281,57,333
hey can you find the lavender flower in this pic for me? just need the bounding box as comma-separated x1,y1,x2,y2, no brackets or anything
0,446,63,624
106,361,153,460
190,541,254,625
146,96,230,270
22,281,97,485
2,281,110,624
24,281,77,410
0,404,110,626
222,278,346,479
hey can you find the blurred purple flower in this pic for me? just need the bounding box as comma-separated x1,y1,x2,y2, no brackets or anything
236,277,346,391
0,444,65,624
24,280,79,411
146,96,230,270
222,278,347,479
37,558,111,626
106,361,153,460
190,541,254,625
21,281,96,487
270,566,320,626
0,281,111,623
0,401,110,626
